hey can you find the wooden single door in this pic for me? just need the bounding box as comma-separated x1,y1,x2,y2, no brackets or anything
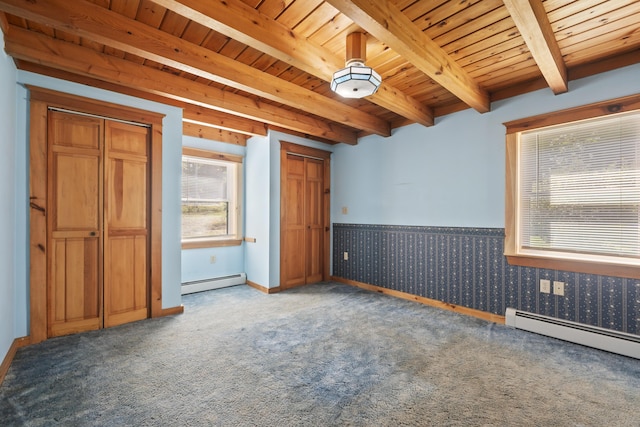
280,143,330,290
47,111,103,337
103,121,149,327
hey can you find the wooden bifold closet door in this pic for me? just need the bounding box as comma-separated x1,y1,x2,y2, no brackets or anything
280,143,331,290
47,110,150,337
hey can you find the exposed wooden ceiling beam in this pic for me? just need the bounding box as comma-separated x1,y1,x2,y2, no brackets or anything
502,0,568,94
0,11,9,34
183,122,249,146
0,0,390,137
183,107,268,137
14,60,269,138
5,26,358,144
150,0,434,127
326,0,490,113
268,126,340,146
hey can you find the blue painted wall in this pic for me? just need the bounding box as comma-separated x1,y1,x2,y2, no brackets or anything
181,136,246,283
332,63,640,227
331,63,640,334
0,28,18,362
268,133,281,288
333,120,503,227
245,135,272,287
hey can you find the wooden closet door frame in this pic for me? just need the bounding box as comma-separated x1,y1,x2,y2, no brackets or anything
279,141,331,288
28,87,165,344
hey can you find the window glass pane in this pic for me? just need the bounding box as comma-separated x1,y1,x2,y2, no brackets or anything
181,154,238,240
519,112,640,259
182,201,229,238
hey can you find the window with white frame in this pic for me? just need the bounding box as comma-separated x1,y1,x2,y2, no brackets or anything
505,96,640,275
181,148,242,248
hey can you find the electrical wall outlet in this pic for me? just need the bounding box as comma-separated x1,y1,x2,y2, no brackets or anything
343,251,349,261
553,281,565,296
540,279,551,294
342,206,348,215
210,255,217,264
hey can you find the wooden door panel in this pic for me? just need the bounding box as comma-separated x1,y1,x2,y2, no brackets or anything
106,158,147,229
49,238,101,336
283,229,306,287
285,179,304,226
306,184,322,226
107,237,135,314
104,236,148,327
287,153,305,174
53,153,100,231
306,228,323,283
305,159,321,179
285,157,305,226
107,121,148,156
51,240,66,323
133,236,148,309
50,111,100,150
64,239,99,320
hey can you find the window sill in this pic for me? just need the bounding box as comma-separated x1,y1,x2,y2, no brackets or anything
505,253,640,279
182,238,243,249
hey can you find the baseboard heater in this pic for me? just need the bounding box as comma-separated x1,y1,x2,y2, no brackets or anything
505,308,640,360
181,273,246,295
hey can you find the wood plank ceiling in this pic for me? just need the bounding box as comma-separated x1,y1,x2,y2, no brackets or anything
0,0,638,145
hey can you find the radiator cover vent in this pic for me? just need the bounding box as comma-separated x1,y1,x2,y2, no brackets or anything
181,273,246,295
505,308,640,360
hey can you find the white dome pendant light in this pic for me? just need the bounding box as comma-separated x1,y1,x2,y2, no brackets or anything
330,32,381,99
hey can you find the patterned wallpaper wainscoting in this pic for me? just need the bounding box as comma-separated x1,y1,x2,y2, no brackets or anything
332,223,639,336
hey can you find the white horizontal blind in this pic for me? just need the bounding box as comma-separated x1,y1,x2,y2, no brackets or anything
182,156,229,203
519,111,640,259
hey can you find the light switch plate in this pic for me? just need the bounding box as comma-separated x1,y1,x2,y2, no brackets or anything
540,279,551,294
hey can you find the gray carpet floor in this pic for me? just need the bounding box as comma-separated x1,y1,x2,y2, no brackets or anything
1,282,639,426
